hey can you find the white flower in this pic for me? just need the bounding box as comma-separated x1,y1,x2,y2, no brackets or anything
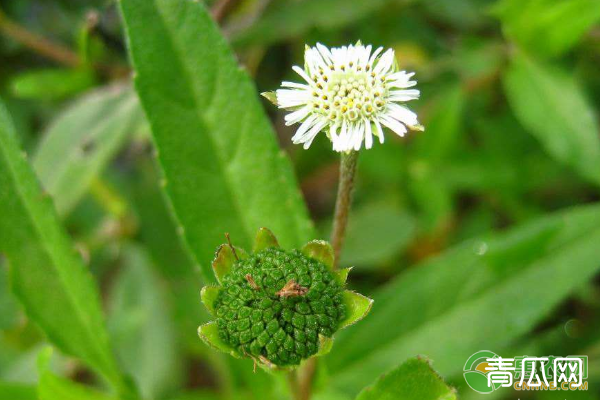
269,43,422,152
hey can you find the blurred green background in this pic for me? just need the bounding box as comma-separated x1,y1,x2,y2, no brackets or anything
1,0,600,399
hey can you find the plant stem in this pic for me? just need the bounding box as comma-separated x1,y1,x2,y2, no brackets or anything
0,8,80,67
295,150,360,400
0,8,129,78
211,0,243,23
330,150,359,269
288,370,301,400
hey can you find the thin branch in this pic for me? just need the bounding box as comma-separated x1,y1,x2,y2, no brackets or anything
287,370,302,400
211,0,244,23
0,8,129,79
225,232,239,260
297,151,360,400
330,151,359,268
0,8,79,67
298,358,317,400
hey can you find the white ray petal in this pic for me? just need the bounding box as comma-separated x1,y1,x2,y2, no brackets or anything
387,103,419,126
380,115,407,137
373,118,385,144
316,43,333,64
374,49,395,74
302,120,328,149
281,81,310,89
292,66,315,85
353,122,364,151
364,118,373,149
388,89,420,101
368,47,384,67
291,114,318,142
284,106,311,125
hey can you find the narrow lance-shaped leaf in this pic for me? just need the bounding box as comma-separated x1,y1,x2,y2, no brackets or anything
108,246,178,400
328,204,600,395
356,357,456,400
231,0,388,47
10,68,96,101
494,0,600,57
503,52,600,186
0,100,127,394
120,0,314,282
33,84,143,216
37,348,119,400
0,382,36,400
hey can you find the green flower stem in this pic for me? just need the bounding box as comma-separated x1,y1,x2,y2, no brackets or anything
331,150,359,269
295,150,359,400
288,370,301,400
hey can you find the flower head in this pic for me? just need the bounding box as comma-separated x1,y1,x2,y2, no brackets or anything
264,42,422,152
198,228,373,370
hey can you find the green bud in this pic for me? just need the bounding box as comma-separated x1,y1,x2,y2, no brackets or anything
213,247,345,367
199,227,373,370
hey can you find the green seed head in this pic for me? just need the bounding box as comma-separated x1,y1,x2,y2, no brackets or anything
213,247,346,367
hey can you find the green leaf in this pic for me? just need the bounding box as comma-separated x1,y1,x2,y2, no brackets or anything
0,263,20,330
0,100,125,392
200,285,221,316
494,0,600,57
260,91,278,106
302,240,335,270
253,227,279,253
503,52,600,186
33,85,143,216
336,267,352,285
129,157,196,280
356,357,456,400
212,244,248,283
413,85,465,162
108,246,179,400
167,391,221,400
0,382,37,400
10,68,96,100
231,0,388,47
120,0,314,282
340,291,373,330
198,322,238,357
336,203,416,268
37,349,119,400
316,335,334,357
327,204,600,396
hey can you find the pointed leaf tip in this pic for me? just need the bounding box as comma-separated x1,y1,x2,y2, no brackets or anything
212,244,248,283
336,267,352,285
254,227,279,253
316,335,334,357
340,290,373,329
261,91,278,106
198,322,239,357
201,285,221,316
302,240,334,270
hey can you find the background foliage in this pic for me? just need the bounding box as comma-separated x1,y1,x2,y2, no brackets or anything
1,0,600,399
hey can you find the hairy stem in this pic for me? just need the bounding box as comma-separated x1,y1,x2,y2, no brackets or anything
330,150,359,269
296,150,359,400
288,370,301,400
